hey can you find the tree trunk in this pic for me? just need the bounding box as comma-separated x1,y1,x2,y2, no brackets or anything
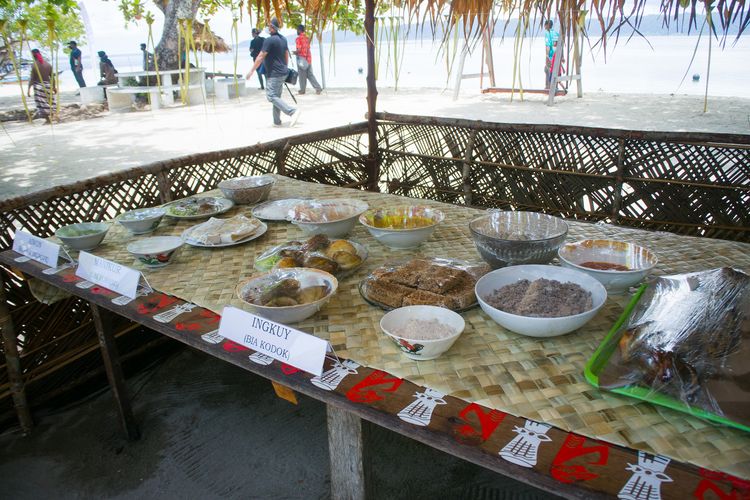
154,0,201,69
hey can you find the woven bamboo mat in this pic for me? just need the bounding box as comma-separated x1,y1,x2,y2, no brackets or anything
88,175,750,478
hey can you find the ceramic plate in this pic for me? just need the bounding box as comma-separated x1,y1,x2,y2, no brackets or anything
181,220,268,248
251,199,305,221
253,238,368,278
163,197,234,220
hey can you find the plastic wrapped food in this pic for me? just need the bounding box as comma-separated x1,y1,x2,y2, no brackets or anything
597,268,750,426
360,258,490,311
254,234,367,278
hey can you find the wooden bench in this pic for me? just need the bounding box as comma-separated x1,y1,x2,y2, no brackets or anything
107,83,205,112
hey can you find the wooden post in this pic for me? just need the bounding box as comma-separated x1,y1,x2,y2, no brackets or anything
547,28,565,106
276,141,291,176
483,21,496,88
365,0,379,192
573,16,583,98
0,271,33,434
462,130,478,206
327,405,371,500
610,138,627,225
453,42,470,101
317,34,326,90
90,303,140,441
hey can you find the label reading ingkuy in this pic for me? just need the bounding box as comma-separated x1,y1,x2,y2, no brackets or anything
12,231,60,267
75,251,141,299
218,306,328,376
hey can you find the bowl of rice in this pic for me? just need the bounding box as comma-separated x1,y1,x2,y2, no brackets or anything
379,305,465,360
475,264,607,337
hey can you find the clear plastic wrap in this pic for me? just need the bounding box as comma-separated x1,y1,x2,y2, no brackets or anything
254,234,368,278
287,198,369,223
598,267,750,426
359,257,490,312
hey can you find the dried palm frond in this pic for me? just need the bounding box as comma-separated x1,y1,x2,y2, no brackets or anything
193,20,230,52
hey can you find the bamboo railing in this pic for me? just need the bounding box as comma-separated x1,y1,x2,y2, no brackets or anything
1,116,747,428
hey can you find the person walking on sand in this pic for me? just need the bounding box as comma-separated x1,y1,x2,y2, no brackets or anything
249,28,266,90
68,40,86,88
27,49,56,123
246,18,300,127
140,43,155,71
293,24,322,95
544,20,559,89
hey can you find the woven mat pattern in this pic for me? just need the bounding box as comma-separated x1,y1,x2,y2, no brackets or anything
88,175,750,478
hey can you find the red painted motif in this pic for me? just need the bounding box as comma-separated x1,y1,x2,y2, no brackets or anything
62,273,80,283
453,402,506,444
91,286,112,295
280,363,300,375
346,370,403,403
222,340,250,352
551,434,610,484
136,294,177,315
694,468,750,499
176,310,222,331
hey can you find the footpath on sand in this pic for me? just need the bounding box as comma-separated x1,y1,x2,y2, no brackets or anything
1,87,748,201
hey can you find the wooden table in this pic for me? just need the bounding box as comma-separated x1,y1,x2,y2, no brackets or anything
2,177,749,499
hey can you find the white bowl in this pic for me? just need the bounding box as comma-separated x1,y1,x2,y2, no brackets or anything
558,239,658,294
359,206,445,249
288,199,369,238
380,306,465,360
218,175,275,205
118,207,166,234
475,264,607,337
55,222,110,251
127,236,183,268
236,268,338,324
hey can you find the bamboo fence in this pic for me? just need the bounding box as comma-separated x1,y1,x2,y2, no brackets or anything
0,116,747,426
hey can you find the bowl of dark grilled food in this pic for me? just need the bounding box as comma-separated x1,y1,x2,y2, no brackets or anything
469,211,568,269
475,264,607,337
236,268,338,323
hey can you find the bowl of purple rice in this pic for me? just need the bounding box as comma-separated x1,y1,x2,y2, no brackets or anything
475,264,607,337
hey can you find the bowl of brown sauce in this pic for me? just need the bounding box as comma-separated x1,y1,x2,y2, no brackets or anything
557,239,658,294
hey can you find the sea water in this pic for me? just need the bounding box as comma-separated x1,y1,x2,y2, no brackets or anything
46,35,750,97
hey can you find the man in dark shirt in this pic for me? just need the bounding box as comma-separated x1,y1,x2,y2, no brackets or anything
68,40,86,88
249,28,266,90
246,18,300,127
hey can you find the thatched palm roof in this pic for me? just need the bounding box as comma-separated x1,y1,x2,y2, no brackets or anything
193,20,230,53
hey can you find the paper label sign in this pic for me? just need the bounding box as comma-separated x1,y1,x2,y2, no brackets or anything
219,306,328,376
13,231,60,267
76,252,141,299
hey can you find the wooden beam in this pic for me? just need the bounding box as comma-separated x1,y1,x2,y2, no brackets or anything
90,303,140,441
0,270,33,434
327,405,372,500
365,0,379,192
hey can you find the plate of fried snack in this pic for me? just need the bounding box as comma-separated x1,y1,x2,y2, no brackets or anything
254,234,368,278
359,258,490,312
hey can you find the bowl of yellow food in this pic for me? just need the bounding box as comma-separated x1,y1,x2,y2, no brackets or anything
359,206,445,249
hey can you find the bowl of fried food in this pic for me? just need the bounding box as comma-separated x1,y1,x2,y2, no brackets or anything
236,268,338,323
288,199,369,238
558,239,658,294
475,264,607,337
359,205,445,249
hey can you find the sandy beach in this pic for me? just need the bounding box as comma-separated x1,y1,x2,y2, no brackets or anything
1,86,749,201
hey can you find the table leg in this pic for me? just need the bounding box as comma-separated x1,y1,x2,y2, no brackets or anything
0,271,33,434
327,405,372,500
89,302,140,441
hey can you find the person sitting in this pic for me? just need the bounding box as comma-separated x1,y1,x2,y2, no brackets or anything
97,51,118,86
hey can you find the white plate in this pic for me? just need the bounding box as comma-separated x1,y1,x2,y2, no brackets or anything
181,220,268,248
163,197,234,219
251,199,305,221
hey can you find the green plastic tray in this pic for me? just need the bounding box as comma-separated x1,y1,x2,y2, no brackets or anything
583,283,750,433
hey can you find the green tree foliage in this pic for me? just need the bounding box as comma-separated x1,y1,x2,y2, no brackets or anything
1,0,84,58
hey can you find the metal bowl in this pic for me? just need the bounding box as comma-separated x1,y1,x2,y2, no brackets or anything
469,211,568,269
